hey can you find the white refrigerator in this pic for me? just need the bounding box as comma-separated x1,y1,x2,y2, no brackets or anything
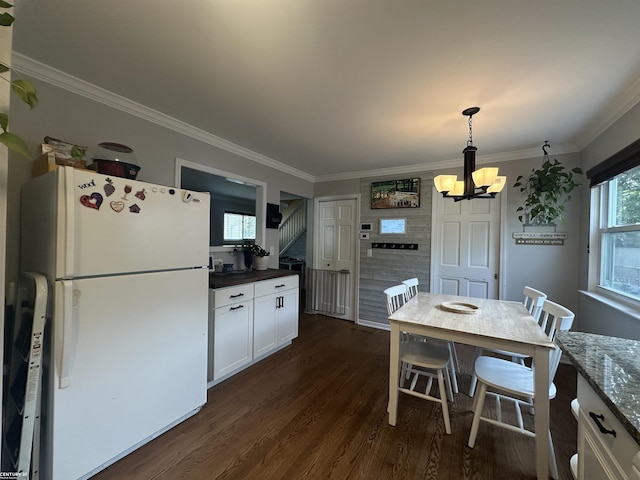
20,166,210,480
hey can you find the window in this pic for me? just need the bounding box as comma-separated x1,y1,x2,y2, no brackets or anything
223,212,256,242
591,165,640,303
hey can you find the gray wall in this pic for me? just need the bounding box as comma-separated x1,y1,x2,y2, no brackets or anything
500,152,583,312
6,77,315,286
576,102,640,340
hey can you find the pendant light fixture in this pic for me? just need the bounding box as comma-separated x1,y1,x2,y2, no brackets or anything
434,107,506,201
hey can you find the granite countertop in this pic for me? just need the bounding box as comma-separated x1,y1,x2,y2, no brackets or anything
556,331,640,446
209,269,298,289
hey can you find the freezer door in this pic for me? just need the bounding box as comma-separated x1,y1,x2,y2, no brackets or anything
23,166,210,279
44,269,208,480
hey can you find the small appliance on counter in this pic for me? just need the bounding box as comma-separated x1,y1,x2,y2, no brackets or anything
90,142,141,179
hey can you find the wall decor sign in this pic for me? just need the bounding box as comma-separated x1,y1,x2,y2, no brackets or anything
371,178,420,209
512,232,567,245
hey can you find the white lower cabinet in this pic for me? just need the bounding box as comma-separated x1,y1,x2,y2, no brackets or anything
210,284,254,382
253,276,299,357
253,294,278,357
575,375,640,480
209,275,299,385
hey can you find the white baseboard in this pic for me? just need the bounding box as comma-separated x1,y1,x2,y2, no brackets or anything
356,318,390,331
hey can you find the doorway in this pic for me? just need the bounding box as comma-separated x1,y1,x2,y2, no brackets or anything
278,192,308,307
312,196,359,321
431,188,504,299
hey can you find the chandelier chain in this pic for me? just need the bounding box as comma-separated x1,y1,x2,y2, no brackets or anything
468,115,474,147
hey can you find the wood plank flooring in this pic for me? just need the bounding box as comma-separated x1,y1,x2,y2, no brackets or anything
92,313,577,480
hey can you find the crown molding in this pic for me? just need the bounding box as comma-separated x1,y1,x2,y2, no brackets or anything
574,75,640,150
11,53,315,183
313,143,579,183
13,53,632,185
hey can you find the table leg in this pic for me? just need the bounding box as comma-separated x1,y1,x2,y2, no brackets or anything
388,322,400,426
533,346,550,480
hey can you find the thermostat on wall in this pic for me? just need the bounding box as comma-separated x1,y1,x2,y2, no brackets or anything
360,223,372,231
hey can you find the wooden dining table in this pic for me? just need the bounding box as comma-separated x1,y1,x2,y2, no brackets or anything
387,292,555,480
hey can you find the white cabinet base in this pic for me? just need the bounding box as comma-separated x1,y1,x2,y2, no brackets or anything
208,275,299,388
575,375,640,480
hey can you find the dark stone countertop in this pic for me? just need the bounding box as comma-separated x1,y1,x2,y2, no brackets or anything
209,269,298,289
556,331,640,446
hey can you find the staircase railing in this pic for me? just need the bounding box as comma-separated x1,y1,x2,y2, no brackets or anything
279,201,306,254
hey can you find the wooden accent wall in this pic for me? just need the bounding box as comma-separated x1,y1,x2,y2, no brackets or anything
358,172,434,326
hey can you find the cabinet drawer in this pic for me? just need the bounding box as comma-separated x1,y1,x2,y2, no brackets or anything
254,275,298,298
212,283,254,308
577,375,639,477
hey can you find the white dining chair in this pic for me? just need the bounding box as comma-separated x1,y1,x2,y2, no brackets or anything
468,286,547,396
402,277,420,301
384,284,454,434
402,277,459,395
467,300,575,480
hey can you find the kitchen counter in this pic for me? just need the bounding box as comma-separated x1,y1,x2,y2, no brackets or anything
556,331,640,446
209,269,299,289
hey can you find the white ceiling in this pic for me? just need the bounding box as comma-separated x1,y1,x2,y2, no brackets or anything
12,1,640,181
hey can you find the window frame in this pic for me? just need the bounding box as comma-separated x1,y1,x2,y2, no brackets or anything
222,211,257,244
588,171,640,308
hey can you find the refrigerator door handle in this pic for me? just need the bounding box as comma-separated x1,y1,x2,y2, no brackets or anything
63,167,75,277
57,280,75,388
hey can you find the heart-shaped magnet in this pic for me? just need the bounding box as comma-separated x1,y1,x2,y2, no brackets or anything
110,201,125,213
80,192,103,210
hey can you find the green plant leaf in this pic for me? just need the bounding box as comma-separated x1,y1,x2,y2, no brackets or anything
0,62,9,74
0,12,14,26
0,131,32,159
0,1,14,8
11,79,39,108
0,113,7,131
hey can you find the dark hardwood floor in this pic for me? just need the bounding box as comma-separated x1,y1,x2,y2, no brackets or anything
92,313,577,480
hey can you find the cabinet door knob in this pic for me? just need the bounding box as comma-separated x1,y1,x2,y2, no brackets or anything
589,411,617,437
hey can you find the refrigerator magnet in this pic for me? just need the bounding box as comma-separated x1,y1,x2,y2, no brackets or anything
80,192,103,210
104,178,115,197
110,201,125,213
129,204,141,214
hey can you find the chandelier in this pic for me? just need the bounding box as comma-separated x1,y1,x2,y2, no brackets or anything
434,107,506,201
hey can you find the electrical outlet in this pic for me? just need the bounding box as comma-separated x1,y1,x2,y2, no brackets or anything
269,246,275,255
367,248,372,257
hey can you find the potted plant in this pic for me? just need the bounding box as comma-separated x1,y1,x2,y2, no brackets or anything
513,142,583,225
1,1,38,158
235,242,270,270
250,244,270,270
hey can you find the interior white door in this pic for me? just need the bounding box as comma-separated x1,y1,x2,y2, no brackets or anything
431,190,500,299
314,198,357,321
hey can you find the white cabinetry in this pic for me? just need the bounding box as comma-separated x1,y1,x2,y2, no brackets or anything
575,375,640,480
253,276,299,358
208,274,299,386
209,284,254,382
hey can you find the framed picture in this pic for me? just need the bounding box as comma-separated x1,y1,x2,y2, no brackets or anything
371,178,420,209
